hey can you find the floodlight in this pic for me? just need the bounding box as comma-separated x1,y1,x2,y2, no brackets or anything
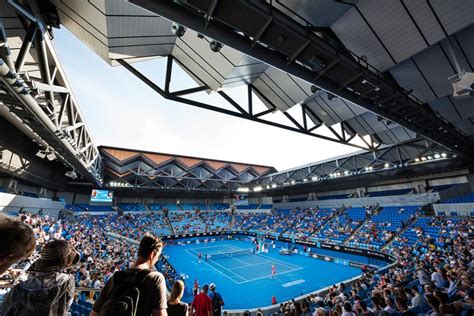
210,40,223,52
434,154,440,159
415,158,420,162
46,152,57,161
271,184,277,188
441,152,447,158
421,157,427,161
327,93,336,101
253,186,262,192
65,170,78,179
171,23,186,37
384,163,390,168
36,150,46,159
311,85,321,94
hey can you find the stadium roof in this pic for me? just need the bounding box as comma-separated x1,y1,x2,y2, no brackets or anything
52,0,474,153
1,0,473,192
100,146,276,192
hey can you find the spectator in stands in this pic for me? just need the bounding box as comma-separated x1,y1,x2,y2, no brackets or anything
192,283,212,316
410,286,426,308
167,280,188,316
342,301,356,316
1,239,79,315
209,283,224,316
383,296,396,314
425,293,442,316
91,234,167,316
430,267,447,288
453,287,474,314
395,298,414,316
434,289,456,315
0,216,36,275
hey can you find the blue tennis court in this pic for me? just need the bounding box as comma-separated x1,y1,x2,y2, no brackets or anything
186,244,302,284
164,239,363,309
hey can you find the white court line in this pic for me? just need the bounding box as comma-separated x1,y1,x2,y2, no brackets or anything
242,252,302,270
184,249,247,283
188,245,234,252
218,253,253,267
204,244,302,271
229,260,278,271
234,267,304,284
185,243,304,284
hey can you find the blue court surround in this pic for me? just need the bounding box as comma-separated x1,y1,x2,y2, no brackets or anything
164,238,363,309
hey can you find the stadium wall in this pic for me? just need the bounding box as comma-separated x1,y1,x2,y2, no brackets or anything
433,203,474,216
0,192,65,217
273,192,439,209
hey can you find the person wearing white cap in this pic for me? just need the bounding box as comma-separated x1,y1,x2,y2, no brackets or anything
209,283,224,316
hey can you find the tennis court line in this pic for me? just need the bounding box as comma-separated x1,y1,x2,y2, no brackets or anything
188,244,234,252
184,249,247,283
192,244,302,270
229,260,288,271
234,266,304,284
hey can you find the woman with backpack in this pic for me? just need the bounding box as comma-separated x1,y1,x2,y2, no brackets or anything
167,280,189,316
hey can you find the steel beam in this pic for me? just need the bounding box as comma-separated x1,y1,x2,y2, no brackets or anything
117,57,374,151
130,0,473,154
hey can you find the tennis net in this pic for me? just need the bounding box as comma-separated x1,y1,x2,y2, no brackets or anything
204,248,253,261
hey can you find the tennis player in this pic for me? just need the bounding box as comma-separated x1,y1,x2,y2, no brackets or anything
271,263,276,279
198,252,202,263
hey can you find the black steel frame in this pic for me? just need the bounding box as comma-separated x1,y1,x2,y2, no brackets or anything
130,0,474,155
118,56,379,151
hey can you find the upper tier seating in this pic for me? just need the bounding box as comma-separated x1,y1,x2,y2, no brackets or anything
209,203,229,210
367,188,412,197
168,211,206,234
65,204,114,212
118,203,147,212
442,192,474,203
427,184,454,192
236,204,259,210
201,211,232,230
317,193,351,200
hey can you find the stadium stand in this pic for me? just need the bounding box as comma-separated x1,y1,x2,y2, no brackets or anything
2,202,472,316
427,184,455,192
442,192,474,203
347,205,420,249
1,1,473,313
117,203,147,212
317,193,351,200
366,188,413,197
209,203,230,210
236,204,260,210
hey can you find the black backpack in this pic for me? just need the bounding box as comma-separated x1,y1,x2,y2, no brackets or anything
211,292,222,314
100,269,152,316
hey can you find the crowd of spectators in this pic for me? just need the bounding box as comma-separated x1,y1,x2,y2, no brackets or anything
0,206,472,315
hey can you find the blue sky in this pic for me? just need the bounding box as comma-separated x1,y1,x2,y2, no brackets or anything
53,27,358,171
